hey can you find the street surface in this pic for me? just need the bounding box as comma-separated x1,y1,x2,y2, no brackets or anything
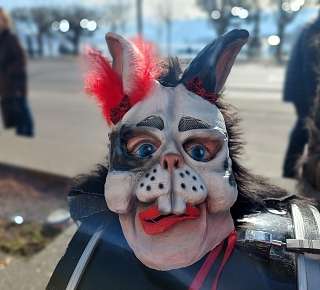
0,58,295,184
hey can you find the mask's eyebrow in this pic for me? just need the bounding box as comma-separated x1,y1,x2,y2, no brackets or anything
178,116,211,132
136,115,164,130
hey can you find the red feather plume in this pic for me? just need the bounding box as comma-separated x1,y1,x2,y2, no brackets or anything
84,37,161,125
130,37,161,105
84,48,123,125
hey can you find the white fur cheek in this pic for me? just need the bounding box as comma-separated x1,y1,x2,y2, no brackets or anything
203,173,238,213
104,171,135,214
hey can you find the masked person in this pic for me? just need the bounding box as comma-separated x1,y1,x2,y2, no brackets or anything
47,30,320,290
0,8,34,137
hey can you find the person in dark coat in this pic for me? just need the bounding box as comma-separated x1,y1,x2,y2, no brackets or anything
0,8,34,137
297,84,320,198
283,15,320,178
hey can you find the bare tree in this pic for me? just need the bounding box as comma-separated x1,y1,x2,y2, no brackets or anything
158,0,173,55
11,8,33,57
12,7,57,57
270,0,306,63
56,7,98,55
101,1,129,33
136,0,143,35
31,7,57,57
197,0,253,36
246,0,261,58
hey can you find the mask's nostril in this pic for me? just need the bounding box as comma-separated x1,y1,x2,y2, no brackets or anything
161,153,184,170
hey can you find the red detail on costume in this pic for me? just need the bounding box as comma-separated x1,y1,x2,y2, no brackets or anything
84,48,124,124
211,230,237,290
189,230,237,290
110,95,131,124
139,204,200,235
186,77,219,104
189,243,224,290
130,37,161,105
84,38,160,125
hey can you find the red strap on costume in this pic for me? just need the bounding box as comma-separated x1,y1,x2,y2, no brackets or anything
189,230,237,290
211,230,237,290
189,243,224,290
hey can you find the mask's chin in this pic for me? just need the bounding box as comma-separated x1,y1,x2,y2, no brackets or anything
119,203,234,271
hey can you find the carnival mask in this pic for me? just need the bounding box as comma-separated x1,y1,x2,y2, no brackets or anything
85,29,249,270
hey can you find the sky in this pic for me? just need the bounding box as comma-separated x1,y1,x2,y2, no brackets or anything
1,0,207,20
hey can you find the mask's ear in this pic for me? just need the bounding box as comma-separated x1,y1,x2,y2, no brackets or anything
180,29,249,102
85,33,159,125
106,32,142,95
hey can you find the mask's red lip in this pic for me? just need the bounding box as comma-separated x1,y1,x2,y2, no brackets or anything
138,204,200,235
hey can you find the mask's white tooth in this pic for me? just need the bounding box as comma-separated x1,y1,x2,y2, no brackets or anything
157,195,171,214
172,196,186,215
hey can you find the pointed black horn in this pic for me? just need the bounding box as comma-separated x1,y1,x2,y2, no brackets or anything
180,29,249,103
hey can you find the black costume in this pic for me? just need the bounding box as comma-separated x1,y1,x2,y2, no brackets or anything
48,181,320,290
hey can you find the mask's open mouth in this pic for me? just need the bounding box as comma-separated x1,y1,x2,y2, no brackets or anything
139,204,200,235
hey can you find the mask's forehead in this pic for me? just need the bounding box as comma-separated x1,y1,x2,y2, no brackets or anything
121,82,226,133
172,85,226,133
121,82,171,125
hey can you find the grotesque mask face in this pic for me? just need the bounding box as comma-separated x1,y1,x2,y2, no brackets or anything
86,30,249,270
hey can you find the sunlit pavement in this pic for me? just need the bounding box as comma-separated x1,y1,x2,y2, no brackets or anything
0,58,295,181
0,58,297,288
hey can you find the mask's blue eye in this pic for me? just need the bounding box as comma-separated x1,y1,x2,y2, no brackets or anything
134,143,157,158
184,138,221,162
188,144,207,161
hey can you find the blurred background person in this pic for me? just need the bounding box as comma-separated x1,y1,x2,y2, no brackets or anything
282,12,320,179
0,7,34,137
298,87,320,198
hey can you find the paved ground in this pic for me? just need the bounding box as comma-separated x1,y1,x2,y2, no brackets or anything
0,58,298,289
0,224,76,290
0,58,295,184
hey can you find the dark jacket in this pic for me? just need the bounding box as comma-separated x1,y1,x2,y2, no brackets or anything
284,18,320,111
47,172,298,290
47,212,296,290
0,29,27,99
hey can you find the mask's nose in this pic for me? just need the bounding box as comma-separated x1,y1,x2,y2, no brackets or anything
160,153,184,172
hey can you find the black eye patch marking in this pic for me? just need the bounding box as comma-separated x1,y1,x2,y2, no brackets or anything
109,125,154,171
136,115,164,131
224,158,229,171
229,173,237,187
178,116,211,132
